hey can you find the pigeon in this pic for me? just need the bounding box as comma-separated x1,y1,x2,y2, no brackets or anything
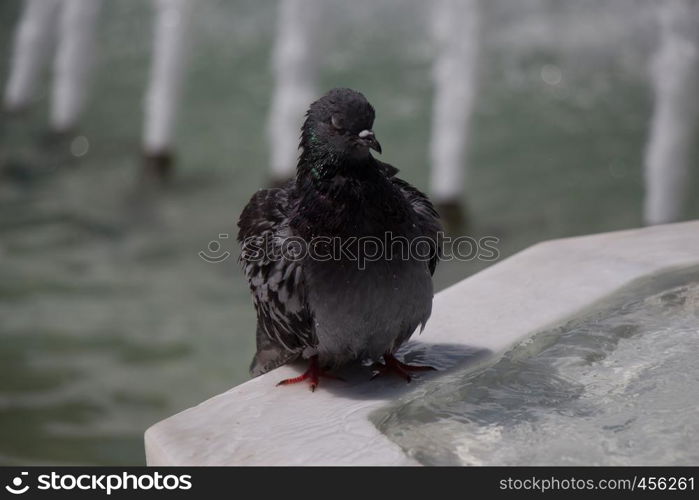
238,88,441,390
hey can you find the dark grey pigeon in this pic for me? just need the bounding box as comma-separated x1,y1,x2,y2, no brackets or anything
238,88,441,390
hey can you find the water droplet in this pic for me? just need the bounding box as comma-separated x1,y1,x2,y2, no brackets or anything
541,64,562,86
70,136,90,157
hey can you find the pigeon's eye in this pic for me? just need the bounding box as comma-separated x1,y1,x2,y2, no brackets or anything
331,114,345,131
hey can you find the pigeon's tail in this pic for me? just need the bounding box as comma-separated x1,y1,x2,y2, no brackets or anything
249,324,299,377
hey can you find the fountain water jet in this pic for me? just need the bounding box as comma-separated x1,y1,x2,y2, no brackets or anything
429,0,480,231
50,0,102,133
143,0,192,178
643,0,699,225
4,0,61,113
267,0,320,185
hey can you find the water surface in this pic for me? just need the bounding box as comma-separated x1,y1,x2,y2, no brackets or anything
374,267,699,465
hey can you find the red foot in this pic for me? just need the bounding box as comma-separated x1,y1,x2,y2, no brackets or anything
276,355,343,392
371,353,436,383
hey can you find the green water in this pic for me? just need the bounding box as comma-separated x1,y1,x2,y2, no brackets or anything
0,0,697,464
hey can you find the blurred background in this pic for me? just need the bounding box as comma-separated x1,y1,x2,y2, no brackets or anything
0,0,698,465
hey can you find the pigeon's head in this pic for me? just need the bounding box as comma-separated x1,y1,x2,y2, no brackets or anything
301,88,382,161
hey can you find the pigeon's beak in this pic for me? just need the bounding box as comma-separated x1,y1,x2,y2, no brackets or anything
358,129,382,154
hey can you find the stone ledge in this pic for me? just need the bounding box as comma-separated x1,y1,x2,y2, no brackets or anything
145,220,699,465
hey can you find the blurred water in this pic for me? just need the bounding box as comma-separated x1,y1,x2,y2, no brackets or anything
374,267,699,465
0,0,698,464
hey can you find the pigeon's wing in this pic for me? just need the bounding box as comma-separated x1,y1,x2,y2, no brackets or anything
383,165,443,276
237,187,316,377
